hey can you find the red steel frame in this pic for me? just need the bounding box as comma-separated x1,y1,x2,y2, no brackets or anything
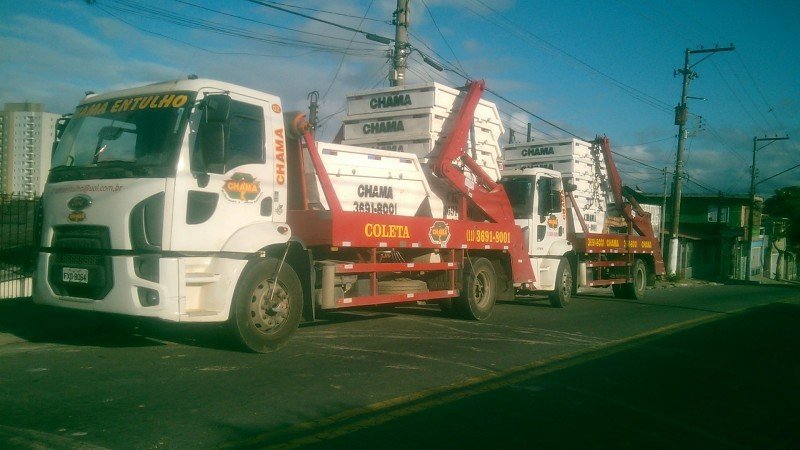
564,137,665,286
286,81,535,308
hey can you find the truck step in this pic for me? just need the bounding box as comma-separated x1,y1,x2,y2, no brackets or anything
587,279,629,287
184,309,219,317
585,261,630,268
328,289,459,309
334,261,458,274
185,272,221,285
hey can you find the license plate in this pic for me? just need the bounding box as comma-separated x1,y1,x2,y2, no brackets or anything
63,267,89,284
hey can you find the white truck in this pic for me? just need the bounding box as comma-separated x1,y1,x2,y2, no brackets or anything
35,77,663,352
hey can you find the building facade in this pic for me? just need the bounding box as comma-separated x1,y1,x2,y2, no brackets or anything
0,103,60,197
639,193,767,281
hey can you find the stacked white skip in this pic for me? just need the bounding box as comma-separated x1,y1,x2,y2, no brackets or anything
303,83,505,219
504,139,613,234
341,82,505,182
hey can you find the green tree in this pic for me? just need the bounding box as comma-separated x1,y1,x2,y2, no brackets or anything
763,186,800,247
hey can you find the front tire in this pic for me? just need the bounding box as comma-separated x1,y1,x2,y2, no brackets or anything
549,257,573,308
229,258,303,353
453,257,497,320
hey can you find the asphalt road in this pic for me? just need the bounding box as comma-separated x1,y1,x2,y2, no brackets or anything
1,282,798,449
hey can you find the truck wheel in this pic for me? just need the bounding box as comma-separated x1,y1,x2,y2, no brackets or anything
229,258,303,353
453,257,497,320
549,258,573,308
617,259,647,300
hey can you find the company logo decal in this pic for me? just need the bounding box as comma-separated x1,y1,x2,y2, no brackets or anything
75,93,189,117
68,211,87,222
272,104,282,114
223,173,262,202
547,214,559,229
66,194,91,222
362,120,405,135
521,146,555,157
429,220,451,246
67,194,92,211
274,128,286,185
369,94,412,109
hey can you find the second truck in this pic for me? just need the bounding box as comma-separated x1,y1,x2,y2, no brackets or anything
34,77,664,352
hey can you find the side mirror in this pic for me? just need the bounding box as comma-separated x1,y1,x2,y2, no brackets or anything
52,115,71,157
564,182,577,193
203,94,231,123
197,122,225,174
98,125,125,141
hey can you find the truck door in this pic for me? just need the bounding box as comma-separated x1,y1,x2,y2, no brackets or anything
169,90,282,253
531,174,564,255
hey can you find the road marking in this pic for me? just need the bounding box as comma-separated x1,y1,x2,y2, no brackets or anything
214,296,800,449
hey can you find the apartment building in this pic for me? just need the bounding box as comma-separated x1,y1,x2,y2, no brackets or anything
0,103,60,197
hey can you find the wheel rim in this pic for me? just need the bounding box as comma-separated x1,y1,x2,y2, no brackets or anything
248,279,290,335
634,266,645,291
473,270,491,306
560,270,571,299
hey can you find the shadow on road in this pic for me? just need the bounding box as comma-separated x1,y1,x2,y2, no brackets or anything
227,300,800,449
0,297,235,350
580,282,800,314
0,298,453,351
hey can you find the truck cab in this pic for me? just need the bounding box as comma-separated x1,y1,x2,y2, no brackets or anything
501,168,574,298
35,79,291,324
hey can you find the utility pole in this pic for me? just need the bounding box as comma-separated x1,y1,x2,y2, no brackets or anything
668,45,734,277
660,167,668,244
745,135,789,281
390,0,410,87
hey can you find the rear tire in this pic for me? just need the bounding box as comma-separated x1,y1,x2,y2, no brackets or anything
549,258,573,308
453,257,496,320
229,258,303,353
616,259,647,300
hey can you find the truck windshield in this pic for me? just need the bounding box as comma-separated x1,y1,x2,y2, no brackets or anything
50,92,194,182
502,178,534,219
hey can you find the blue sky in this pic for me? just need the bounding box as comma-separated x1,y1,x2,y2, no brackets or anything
1,0,798,197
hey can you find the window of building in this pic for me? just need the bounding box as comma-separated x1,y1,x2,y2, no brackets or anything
707,205,730,223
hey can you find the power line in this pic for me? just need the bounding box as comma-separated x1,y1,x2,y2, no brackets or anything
247,0,388,24
468,0,674,115
735,51,788,133
617,135,677,148
244,0,378,39
758,162,800,186
420,0,466,76
98,0,385,56
321,0,376,101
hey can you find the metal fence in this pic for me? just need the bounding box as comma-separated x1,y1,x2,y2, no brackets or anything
0,194,41,299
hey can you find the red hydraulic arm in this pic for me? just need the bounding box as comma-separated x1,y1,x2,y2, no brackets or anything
430,80,516,225
597,136,657,239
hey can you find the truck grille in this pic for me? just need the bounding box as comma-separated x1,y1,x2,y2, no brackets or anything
48,225,113,300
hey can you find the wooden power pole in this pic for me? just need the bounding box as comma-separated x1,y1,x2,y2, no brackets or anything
390,0,410,86
668,45,734,277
